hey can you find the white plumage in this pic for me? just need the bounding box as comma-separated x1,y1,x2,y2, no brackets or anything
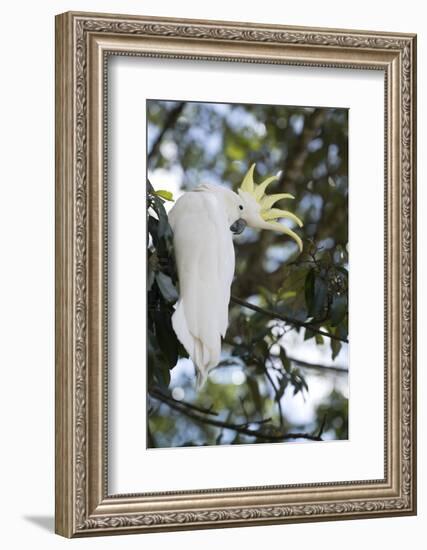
168,184,240,387
167,165,303,387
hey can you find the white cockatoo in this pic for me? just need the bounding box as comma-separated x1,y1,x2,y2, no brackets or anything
168,164,303,387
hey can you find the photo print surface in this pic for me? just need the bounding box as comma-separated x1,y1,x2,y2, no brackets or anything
146,99,348,449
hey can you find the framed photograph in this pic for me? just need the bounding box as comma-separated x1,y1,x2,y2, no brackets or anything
55,11,417,537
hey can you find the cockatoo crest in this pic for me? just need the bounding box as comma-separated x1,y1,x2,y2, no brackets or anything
238,163,303,252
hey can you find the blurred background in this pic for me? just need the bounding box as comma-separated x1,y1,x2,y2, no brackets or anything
146,99,348,448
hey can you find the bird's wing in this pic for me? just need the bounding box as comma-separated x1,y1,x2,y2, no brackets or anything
169,191,235,384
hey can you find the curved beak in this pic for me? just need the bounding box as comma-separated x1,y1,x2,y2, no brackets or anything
230,218,247,235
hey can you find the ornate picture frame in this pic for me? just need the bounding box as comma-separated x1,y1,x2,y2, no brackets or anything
55,11,417,537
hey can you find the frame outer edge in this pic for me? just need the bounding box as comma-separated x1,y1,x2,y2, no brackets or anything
409,34,417,515
55,12,75,538
54,10,417,537
413,35,417,515
61,10,417,40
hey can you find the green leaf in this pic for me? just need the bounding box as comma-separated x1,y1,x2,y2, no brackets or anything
254,339,269,360
330,294,347,326
148,215,160,247
331,338,342,360
337,320,348,341
156,362,171,389
280,347,291,373
148,191,172,238
276,374,288,400
304,328,316,341
312,274,328,318
147,266,155,292
147,329,171,391
305,268,328,319
153,310,178,368
155,272,178,303
154,189,174,201
315,333,324,345
289,368,308,396
156,202,171,238
300,374,309,393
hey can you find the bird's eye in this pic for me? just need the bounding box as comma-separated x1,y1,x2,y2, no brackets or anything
239,205,243,210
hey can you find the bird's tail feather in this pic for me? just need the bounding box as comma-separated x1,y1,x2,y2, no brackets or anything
172,300,220,388
195,366,208,389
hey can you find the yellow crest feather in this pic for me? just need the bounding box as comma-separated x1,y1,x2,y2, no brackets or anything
240,163,256,193
239,163,303,251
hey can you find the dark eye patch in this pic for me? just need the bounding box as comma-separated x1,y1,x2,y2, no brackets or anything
239,205,243,210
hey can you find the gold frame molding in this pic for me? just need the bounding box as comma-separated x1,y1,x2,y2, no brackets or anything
55,11,417,538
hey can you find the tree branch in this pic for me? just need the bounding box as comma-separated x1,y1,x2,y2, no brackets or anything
316,414,328,439
287,356,348,374
263,362,285,428
215,353,347,376
150,389,322,442
230,295,348,344
147,102,186,165
150,388,219,416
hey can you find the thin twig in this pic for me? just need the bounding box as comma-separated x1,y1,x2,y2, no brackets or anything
263,366,285,428
216,349,347,375
234,417,273,428
230,295,348,344
316,415,328,438
287,356,348,374
151,390,322,442
151,388,219,416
